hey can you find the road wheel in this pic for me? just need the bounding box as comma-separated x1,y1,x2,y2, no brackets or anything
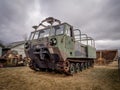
63,60,70,73
69,63,75,75
87,61,90,68
75,63,80,73
90,60,94,67
80,63,84,71
84,62,87,69
29,60,39,71
86,62,89,69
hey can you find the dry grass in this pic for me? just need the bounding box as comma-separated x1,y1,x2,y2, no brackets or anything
0,61,120,90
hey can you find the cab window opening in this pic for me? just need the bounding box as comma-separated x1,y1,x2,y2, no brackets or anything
29,24,64,40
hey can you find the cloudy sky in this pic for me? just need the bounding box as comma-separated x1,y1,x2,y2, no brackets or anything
0,0,120,50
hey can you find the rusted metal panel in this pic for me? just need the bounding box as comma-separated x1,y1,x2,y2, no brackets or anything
96,50,118,65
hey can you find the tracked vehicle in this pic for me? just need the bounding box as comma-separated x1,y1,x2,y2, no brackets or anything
25,17,96,75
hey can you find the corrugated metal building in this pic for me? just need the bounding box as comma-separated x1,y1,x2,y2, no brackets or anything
7,41,26,57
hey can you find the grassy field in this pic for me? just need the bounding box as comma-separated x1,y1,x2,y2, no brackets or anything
0,61,120,90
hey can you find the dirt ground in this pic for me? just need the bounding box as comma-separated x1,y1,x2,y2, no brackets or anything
0,61,120,90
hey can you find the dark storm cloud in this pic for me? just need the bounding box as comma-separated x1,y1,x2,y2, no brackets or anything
39,0,120,49
0,0,120,49
0,0,36,44
88,0,120,41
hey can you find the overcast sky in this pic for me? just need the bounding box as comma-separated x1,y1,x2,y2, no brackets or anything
0,0,120,50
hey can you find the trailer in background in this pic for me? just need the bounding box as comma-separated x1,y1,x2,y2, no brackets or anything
95,49,118,65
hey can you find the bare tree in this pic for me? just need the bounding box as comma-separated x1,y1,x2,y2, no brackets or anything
0,40,4,48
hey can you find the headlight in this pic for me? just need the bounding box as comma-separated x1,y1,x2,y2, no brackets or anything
50,38,57,46
24,42,30,49
36,45,40,49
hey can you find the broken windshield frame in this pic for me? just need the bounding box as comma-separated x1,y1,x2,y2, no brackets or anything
29,32,34,40
29,24,64,40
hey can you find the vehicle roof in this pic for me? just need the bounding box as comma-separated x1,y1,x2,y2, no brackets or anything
31,23,73,33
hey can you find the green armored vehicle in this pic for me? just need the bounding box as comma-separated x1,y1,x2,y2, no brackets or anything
25,17,96,75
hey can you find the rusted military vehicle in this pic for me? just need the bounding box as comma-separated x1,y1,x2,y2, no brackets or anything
0,48,26,67
24,17,96,75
